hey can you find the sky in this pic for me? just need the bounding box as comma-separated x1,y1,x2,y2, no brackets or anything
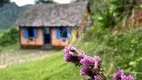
11,0,72,6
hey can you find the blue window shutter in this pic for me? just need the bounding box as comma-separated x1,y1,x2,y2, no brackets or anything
24,27,29,38
33,27,37,38
67,27,71,38
56,28,60,39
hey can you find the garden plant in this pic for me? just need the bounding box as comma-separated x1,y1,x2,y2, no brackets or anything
63,45,134,80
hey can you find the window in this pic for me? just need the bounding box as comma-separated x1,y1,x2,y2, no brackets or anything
60,27,67,38
56,27,70,39
28,27,34,37
24,27,37,38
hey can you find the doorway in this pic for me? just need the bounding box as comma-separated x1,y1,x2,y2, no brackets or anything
43,27,51,44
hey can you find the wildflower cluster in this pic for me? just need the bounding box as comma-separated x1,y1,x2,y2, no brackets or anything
64,45,85,66
63,45,134,80
113,70,134,80
64,45,106,80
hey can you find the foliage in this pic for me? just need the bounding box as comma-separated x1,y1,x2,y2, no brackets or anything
109,0,138,16
73,0,140,28
0,27,19,47
92,9,115,28
74,27,142,79
92,0,138,28
74,0,108,15
135,59,142,80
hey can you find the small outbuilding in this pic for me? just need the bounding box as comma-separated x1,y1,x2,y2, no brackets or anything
15,1,91,48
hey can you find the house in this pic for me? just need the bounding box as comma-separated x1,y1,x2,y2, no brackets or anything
15,1,90,48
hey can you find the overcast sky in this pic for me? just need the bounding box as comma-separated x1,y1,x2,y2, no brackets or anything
11,0,72,6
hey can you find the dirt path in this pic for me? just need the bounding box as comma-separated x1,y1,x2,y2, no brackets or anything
0,49,56,69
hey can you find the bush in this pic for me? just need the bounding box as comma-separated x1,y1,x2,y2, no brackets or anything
0,27,19,47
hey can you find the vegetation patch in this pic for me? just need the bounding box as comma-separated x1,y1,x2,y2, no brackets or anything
0,27,19,47
74,28,142,79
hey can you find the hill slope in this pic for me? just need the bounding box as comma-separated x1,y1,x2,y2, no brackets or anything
0,3,31,29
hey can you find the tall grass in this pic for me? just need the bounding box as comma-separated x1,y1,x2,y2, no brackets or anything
74,27,142,79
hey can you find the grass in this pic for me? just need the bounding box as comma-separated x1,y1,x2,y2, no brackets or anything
0,28,142,80
0,43,20,50
0,52,84,80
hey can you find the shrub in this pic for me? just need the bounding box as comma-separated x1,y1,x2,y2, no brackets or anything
0,27,19,47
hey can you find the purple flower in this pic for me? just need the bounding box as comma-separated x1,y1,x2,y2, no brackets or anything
64,46,69,55
93,56,101,62
64,45,71,51
113,70,135,80
80,57,94,66
113,70,134,80
94,76,99,80
121,75,134,80
121,75,127,80
63,45,72,61
80,67,88,76
113,70,124,80
127,75,134,80
78,52,85,57
64,53,71,61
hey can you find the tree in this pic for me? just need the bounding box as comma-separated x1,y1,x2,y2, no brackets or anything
72,0,106,14
0,0,9,6
0,0,9,3
74,0,141,28
35,0,54,4
0,0,10,4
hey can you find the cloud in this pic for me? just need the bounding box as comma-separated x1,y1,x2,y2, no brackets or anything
11,0,35,6
54,0,72,3
11,0,72,6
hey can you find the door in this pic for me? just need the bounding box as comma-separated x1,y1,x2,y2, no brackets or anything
43,27,51,44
